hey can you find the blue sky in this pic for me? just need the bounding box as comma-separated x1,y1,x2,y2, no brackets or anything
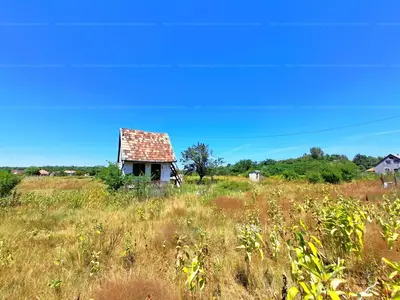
1,0,400,166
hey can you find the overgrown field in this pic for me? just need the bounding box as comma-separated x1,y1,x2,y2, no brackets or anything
1,176,400,299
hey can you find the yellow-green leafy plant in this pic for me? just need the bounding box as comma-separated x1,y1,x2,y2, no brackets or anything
377,197,400,250
269,226,281,259
376,258,400,299
48,278,62,297
287,221,347,300
175,235,190,274
89,251,101,276
317,196,366,256
183,244,209,292
236,222,265,264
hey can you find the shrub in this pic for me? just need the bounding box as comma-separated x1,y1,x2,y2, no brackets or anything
24,166,40,176
282,169,299,181
337,161,359,182
305,171,323,184
0,171,21,198
97,162,124,191
321,167,342,184
124,175,152,199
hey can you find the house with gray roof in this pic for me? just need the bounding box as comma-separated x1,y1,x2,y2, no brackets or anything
374,154,400,174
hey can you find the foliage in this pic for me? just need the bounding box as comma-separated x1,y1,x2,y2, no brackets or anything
97,162,125,191
230,159,256,174
24,166,40,176
377,197,400,250
180,142,223,183
379,258,400,299
321,167,342,184
306,171,323,183
237,222,265,263
352,154,381,172
182,244,208,292
124,174,152,199
0,171,21,198
317,197,366,255
310,147,325,159
283,169,299,181
213,180,252,194
288,221,347,300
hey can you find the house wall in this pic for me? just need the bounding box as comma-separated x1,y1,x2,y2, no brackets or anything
122,161,171,183
161,163,171,182
122,161,133,175
145,164,151,177
249,172,260,182
375,155,400,174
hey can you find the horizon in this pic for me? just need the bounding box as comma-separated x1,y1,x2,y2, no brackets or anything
2,0,400,166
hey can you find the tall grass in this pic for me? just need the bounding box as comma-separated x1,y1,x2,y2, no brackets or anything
0,177,399,299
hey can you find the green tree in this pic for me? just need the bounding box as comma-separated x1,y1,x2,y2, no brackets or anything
310,147,324,159
24,166,40,176
352,153,380,171
231,159,255,174
180,143,222,183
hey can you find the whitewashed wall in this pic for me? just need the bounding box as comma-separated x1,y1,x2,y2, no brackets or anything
122,162,133,175
161,163,171,182
145,164,151,177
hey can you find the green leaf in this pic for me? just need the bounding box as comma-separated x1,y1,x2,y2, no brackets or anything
287,286,299,300
327,290,341,300
299,282,311,294
308,242,318,256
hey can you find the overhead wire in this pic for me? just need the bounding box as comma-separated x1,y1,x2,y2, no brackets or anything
171,115,400,139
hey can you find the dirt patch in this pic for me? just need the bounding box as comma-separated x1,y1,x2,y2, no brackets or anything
214,196,245,212
363,223,400,262
92,278,178,300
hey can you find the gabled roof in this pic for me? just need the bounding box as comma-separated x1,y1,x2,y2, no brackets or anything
119,128,176,163
375,153,400,167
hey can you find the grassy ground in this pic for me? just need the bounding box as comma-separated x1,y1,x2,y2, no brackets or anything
0,176,399,299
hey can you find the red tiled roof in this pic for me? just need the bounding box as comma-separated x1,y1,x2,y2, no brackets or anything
119,128,176,162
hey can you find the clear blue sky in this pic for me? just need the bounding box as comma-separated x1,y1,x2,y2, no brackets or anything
1,0,400,167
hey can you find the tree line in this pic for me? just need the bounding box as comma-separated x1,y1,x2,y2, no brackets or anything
180,144,384,184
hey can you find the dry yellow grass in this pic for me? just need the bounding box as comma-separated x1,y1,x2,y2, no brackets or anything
0,176,398,299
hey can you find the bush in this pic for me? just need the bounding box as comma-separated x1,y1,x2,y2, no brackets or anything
305,171,323,183
321,168,342,184
0,171,21,198
337,162,359,182
24,166,40,176
124,175,152,199
282,169,299,181
97,162,125,191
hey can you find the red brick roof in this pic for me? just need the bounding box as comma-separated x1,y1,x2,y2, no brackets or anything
119,128,176,162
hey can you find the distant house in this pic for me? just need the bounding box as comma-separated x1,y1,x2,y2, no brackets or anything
64,170,76,176
249,170,262,182
11,169,24,175
374,154,400,174
117,128,181,186
39,169,49,176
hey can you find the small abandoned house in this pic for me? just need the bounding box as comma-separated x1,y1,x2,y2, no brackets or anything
117,128,181,186
374,154,400,174
249,170,262,182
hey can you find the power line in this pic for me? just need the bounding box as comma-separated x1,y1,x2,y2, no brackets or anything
172,115,400,139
